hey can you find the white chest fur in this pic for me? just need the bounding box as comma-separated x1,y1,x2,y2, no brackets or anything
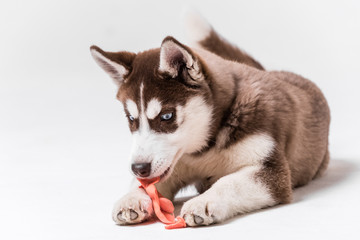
181,132,275,179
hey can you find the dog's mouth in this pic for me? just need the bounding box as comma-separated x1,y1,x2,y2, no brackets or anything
160,166,172,180
158,149,183,181
135,149,183,182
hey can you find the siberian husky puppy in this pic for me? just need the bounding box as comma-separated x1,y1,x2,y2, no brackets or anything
90,13,330,226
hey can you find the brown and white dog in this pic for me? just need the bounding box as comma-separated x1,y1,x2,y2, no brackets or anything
90,13,330,227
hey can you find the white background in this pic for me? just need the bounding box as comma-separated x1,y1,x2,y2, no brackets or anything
1,0,359,239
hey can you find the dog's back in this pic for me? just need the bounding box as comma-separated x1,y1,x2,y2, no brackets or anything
270,70,330,186
184,14,330,189
184,13,264,70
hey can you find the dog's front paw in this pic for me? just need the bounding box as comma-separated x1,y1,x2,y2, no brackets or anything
112,190,153,225
180,195,220,227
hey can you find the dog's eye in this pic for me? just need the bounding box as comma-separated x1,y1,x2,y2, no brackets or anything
160,112,173,121
128,115,135,121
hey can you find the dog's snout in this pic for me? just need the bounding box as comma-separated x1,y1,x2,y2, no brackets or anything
131,163,151,178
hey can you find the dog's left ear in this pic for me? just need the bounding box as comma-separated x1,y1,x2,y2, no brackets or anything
159,36,204,85
90,45,136,86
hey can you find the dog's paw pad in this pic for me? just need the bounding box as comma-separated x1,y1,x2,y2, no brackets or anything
112,192,152,225
183,212,214,227
116,208,145,224
194,215,204,225
181,197,216,226
129,209,139,220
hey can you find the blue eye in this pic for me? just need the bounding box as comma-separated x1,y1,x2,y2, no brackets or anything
160,112,173,121
128,115,135,121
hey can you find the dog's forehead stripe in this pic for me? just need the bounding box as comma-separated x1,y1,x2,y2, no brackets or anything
139,82,150,133
126,99,139,118
146,98,162,120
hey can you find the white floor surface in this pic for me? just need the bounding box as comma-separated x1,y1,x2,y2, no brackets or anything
1,1,360,239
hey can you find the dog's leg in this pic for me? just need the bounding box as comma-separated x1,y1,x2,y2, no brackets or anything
112,177,185,225
181,160,291,226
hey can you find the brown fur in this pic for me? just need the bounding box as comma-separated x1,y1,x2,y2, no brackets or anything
113,48,205,133
91,22,330,224
92,39,330,203
200,30,265,70
191,30,330,202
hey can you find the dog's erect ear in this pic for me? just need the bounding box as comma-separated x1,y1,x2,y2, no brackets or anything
159,36,204,84
90,45,136,85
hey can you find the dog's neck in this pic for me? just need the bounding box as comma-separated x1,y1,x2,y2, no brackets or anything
192,47,263,154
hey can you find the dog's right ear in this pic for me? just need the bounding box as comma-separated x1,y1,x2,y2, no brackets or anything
90,45,136,85
159,36,205,88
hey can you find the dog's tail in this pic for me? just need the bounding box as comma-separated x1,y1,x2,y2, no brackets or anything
182,10,264,70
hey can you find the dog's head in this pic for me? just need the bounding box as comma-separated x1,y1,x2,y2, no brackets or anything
90,37,215,180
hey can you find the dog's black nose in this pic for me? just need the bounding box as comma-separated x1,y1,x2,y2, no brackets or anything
131,163,151,178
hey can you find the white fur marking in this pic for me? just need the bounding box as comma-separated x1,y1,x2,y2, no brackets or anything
146,98,162,120
130,95,213,178
230,133,275,165
139,83,150,133
181,165,276,224
180,133,276,223
126,99,139,119
183,133,275,177
169,96,213,153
